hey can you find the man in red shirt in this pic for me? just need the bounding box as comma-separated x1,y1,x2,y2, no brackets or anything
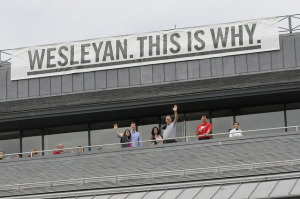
196,115,212,140
53,143,64,155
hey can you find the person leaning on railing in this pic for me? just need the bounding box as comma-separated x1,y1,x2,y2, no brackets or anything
163,105,178,144
53,143,64,155
151,127,163,145
0,151,4,160
196,115,212,140
113,122,142,147
229,122,243,138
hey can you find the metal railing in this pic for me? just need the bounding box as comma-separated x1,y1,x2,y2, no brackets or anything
1,125,299,159
0,14,299,66
0,158,300,191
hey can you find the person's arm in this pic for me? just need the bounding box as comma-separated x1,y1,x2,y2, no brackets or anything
173,105,178,123
138,134,142,146
196,125,200,135
114,124,123,138
229,130,233,138
204,124,212,136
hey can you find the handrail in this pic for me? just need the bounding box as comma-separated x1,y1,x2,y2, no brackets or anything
1,125,299,159
0,158,300,191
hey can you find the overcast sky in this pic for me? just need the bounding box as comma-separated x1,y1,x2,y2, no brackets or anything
0,0,299,50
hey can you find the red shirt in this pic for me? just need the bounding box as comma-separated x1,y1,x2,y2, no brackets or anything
53,150,63,155
196,122,212,139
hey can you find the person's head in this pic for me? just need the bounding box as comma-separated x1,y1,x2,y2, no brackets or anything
151,127,160,136
0,151,4,159
77,146,84,153
166,115,172,125
16,154,22,158
131,122,136,131
201,115,208,124
233,122,239,129
32,149,38,156
124,129,131,139
57,143,64,150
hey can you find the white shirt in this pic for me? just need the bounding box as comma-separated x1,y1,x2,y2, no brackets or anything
229,128,243,138
163,121,176,139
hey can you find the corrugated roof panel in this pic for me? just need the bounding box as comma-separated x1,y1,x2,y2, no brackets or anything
290,178,300,196
78,197,94,199
230,182,258,199
141,190,165,199
125,192,147,199
159,188,184,199
109,193,129,199
93,195,111,199
211,184,240,199
269,179,297,198
249,181,278,198
194,185,221,199
175,187,203,199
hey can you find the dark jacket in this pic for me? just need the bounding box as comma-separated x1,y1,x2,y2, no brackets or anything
120,136,130,148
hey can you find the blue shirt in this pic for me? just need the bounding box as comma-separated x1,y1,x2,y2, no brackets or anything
117,130,142,147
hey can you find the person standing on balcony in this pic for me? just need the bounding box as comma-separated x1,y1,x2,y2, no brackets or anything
151,127,163,145
114,122,142,147
229,122,243,138
196,115,212,140
53,143,64,155
0,151,4,160
163,105,178,144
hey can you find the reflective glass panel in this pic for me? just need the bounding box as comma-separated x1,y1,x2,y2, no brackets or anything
211,116,234,139
0,131,20,158
44,125,88,155
287,109,300,131
22,129,42,156
236,111,285,136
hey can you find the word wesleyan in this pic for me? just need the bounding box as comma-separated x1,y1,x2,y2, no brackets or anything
28,23,258,71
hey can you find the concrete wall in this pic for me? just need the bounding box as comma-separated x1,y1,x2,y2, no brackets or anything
0,33,300,101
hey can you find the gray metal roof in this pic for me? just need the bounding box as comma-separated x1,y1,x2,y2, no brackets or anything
3,131,300,198
37,177,300,199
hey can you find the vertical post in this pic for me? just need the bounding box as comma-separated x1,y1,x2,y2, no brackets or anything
284,104,288,132
42,129,45,156
88,123,91,151
20,130,23,154
289,15,293,33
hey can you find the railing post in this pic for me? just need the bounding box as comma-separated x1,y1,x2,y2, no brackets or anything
296,126,299,132
289,15,293,33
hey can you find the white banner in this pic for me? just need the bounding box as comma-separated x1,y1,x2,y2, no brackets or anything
11,17,279,80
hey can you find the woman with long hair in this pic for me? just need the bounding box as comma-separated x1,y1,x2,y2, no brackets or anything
120,129,132,148
151,127,163,145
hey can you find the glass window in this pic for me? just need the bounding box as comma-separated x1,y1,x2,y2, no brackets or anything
286,109,300,131
91,120,134,151
0,131,20,158
185,112,210,141
211,109,234,139
138,117,159,147
22,129,42,156
44,124,88,155
211,116,234,139
161,114,185,142
236,111,285,136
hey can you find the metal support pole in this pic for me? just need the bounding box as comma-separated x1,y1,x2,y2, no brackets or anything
289,15,293,33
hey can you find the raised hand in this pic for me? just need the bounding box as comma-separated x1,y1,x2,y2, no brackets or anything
172,105,177,112
119,131,124,137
